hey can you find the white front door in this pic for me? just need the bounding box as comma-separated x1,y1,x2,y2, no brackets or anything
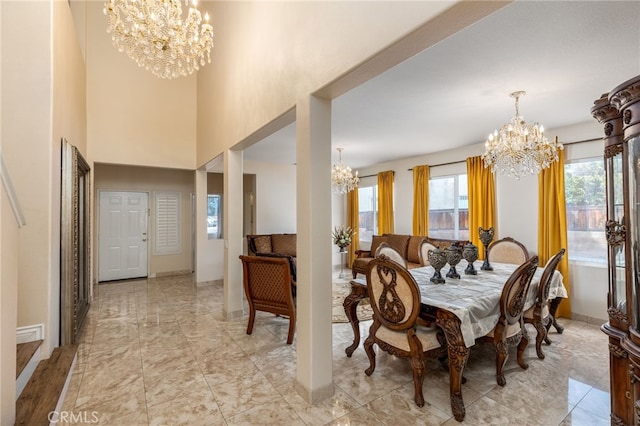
98,191,149,282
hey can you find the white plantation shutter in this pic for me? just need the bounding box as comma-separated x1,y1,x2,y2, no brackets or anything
154,192,181,254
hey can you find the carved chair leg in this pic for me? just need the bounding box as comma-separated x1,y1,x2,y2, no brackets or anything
364,335,377,376
516,333,529,370
410,355,426,407
246,308,256,335
534,321,547,359
547,298,564,334
286,314,295,345
495,340,508,387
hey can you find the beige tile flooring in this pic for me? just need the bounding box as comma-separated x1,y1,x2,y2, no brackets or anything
60,272,611,425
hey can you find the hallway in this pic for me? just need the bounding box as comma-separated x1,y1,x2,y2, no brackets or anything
60,273,611,425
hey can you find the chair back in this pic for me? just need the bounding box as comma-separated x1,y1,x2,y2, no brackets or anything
500,255,539,325
537,248,566,306
374,242,407,268
366,255,420,332
488,237,529,265
239,255,295,315
418,241,437,266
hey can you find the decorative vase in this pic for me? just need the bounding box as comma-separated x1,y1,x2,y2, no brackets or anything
445,245,462,279
462,243,478,275
427,247,447,284
479,227,495,271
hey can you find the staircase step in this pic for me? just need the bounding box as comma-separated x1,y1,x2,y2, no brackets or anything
16,345,77,426
16,340,43,379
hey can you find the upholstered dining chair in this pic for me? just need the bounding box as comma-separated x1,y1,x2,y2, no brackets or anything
523,248,566,359
374,242,407,268
239,255,296,344
364,255,444,407
488,236,530,265
418,240,437,267
475,255,539,386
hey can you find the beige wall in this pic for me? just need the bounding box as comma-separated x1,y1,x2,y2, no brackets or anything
196,1,459,167
94,164,195,277
85,1,197,170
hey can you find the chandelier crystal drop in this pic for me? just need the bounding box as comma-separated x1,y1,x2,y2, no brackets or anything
103,0,214,79
482,91,563,179
331,148,359,194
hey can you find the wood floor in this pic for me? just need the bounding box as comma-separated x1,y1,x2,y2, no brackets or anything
16,340,42,379
16,344,77,426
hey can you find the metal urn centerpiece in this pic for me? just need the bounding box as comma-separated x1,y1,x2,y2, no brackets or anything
445,245,462,279
427,247,447,284
462,243,479,275
479,227,495,271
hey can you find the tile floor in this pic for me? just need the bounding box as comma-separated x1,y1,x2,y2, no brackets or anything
60,272,611,425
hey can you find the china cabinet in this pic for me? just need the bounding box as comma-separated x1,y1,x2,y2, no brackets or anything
592,74,640,425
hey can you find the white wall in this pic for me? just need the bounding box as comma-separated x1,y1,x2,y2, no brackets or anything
355,120,607,321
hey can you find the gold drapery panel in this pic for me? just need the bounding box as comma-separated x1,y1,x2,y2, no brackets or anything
467,156,496,259
538,148,571,318
347,188,359,268
377,170,395,235
412,165,430,236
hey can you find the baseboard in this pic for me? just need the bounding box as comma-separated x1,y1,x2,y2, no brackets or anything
571,313,607,326
151,270,192,279
17,324,45,344
294,380,335,404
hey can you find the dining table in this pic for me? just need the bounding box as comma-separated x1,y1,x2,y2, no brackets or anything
343,261,568,422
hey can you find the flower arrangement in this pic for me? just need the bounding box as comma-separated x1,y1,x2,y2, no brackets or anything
332,225,354,250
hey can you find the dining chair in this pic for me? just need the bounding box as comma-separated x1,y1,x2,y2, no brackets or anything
475,255,539,386
363,254,444,407
418,240,437,266
488,236,530,265
374,242,407,268
239,255,296,344
523,248,566,359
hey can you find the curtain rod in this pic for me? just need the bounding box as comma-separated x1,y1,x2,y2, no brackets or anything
360,137,603,177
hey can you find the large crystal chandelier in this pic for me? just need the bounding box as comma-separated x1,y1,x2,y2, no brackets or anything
482,91,563,179
103,0,214,79
331,148,359,194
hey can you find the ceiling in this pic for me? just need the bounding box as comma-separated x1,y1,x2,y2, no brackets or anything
243,1,640,170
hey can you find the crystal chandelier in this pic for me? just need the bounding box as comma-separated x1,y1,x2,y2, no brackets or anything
331,148,359,194
482,91,563,179
103,0,214,79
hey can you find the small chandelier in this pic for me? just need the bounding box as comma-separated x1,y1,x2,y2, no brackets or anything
103,0,214,79
331,148,359,194
482,91,563,179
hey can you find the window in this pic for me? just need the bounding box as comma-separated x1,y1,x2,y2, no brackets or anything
564,158,606,263
154,191,181,254
207,194,222,239
428,174,468,240
358,185,378,244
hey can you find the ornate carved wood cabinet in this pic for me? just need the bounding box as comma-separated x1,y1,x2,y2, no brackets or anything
592,74,640,425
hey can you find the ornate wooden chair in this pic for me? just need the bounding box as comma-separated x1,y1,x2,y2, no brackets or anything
418,240,437,266
523,248,566,359
488,236,530,265
475,255,539,386
239,255,296,344
363,255,444,407
374,242,407,268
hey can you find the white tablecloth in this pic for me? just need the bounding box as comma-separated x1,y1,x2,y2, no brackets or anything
356,261,567,348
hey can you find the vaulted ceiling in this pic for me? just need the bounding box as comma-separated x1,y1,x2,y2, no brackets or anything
244,1,640,169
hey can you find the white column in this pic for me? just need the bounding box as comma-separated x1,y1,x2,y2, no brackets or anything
194,169,208,282
295,95,334,402
223,149,244,319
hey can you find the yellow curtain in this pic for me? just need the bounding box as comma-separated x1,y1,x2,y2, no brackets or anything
346,188,359,268
412,165,430,236
377,170,395,234
467,156,496,260
538,148,571,317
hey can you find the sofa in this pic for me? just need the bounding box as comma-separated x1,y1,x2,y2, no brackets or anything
246,233,297,281
351,234,470,278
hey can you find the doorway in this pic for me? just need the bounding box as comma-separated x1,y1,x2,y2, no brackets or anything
98,191,149,281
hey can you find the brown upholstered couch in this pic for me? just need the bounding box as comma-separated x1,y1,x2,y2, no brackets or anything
246,234,297,281
351,234,470,278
